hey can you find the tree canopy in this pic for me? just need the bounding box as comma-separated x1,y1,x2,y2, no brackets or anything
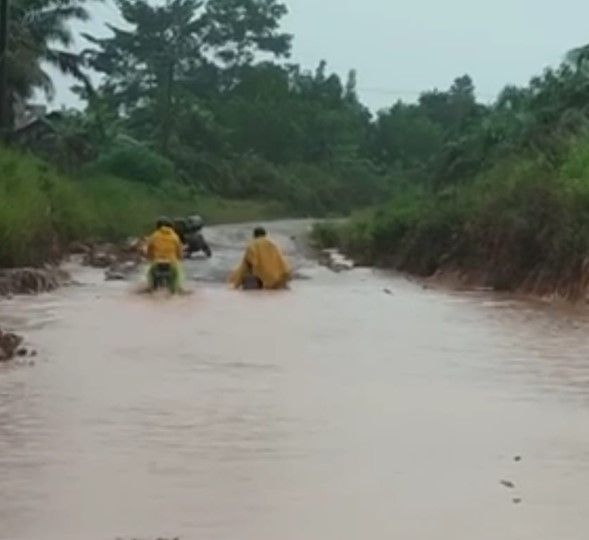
8,0,589,215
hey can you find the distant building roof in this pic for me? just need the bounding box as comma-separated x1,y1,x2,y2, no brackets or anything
13,101,48,130
13,111,63,137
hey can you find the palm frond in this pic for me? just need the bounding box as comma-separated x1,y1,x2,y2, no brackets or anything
567,44,589,70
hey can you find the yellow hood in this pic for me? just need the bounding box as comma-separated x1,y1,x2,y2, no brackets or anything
230,237,291,289
147,226,182,263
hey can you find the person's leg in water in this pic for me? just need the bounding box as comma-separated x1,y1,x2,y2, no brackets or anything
169,262,182,294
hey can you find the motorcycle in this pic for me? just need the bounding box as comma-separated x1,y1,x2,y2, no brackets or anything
149,262,176,292
174,216,212,259
184,230,212,258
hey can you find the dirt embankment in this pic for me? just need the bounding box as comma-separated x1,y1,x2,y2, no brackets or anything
0,239,145,299
0,267,68,296
323,236,589,304
376,255,589,304
425,264,589,303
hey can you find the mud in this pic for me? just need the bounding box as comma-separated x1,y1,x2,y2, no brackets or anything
1,220,589,540
0,267,68,296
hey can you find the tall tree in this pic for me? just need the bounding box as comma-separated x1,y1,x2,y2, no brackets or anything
203,0,291,67
84,0,291,153
418,75,480,134
371,102,444,170
7,0,91,125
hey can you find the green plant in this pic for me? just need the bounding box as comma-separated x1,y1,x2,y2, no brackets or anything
89,144,175,186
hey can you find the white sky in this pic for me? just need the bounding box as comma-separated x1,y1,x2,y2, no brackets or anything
49,0,589,111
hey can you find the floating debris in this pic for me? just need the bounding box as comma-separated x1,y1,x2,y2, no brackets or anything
320,249,354,272
500,479,516,489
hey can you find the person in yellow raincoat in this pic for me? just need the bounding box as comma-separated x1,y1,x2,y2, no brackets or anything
146,217,184,293
230,227,291,290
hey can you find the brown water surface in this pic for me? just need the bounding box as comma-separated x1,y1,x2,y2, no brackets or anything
1,221,589,540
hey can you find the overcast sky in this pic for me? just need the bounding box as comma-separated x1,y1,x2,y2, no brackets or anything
50,0,589,111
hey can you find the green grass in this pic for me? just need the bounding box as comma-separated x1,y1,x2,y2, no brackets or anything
313,134,589,296
0,148,289,267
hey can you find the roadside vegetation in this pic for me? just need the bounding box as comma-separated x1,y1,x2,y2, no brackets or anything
5,0,589,294
314,137,589,297
0,148,284,266
312,53,589,298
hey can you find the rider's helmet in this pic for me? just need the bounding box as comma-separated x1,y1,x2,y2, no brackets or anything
156,216,173,229
187,215,204,231
253,226,267,238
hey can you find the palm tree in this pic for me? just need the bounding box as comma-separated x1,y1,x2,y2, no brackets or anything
7,0,92,126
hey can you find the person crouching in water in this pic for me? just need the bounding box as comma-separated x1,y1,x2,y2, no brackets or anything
230,227,291,290
146,217,183,293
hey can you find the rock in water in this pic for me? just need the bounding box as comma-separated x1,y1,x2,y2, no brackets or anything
321,249,354,273
105,269,127,281
0,329,23,362
105,260,141,281
500,479,516,489
84,251,115,268
85,241,144,273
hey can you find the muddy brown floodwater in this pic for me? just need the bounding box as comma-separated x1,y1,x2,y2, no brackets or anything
1,220,589,540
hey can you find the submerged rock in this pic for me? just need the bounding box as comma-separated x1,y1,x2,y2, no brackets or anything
83,248,116,269
105,260,141,281
320,249,354,272
85,241,144,273
105,269,127,281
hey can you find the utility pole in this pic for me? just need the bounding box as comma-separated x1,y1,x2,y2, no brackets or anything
0,0,9,136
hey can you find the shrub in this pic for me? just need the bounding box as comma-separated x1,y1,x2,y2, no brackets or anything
89,144,175,185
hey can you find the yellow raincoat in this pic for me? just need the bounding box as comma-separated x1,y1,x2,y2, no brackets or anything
146,226,182,263
230,236,291,289
146,226,184,292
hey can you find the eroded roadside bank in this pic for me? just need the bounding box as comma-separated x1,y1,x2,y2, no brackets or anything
312,220,589,305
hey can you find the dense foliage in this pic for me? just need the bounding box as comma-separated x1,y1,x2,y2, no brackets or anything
0,147,285,267
12,0,384,214
312,61,589,296
7,0,589,289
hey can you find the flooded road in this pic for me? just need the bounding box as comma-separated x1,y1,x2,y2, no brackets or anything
1,221,589,540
